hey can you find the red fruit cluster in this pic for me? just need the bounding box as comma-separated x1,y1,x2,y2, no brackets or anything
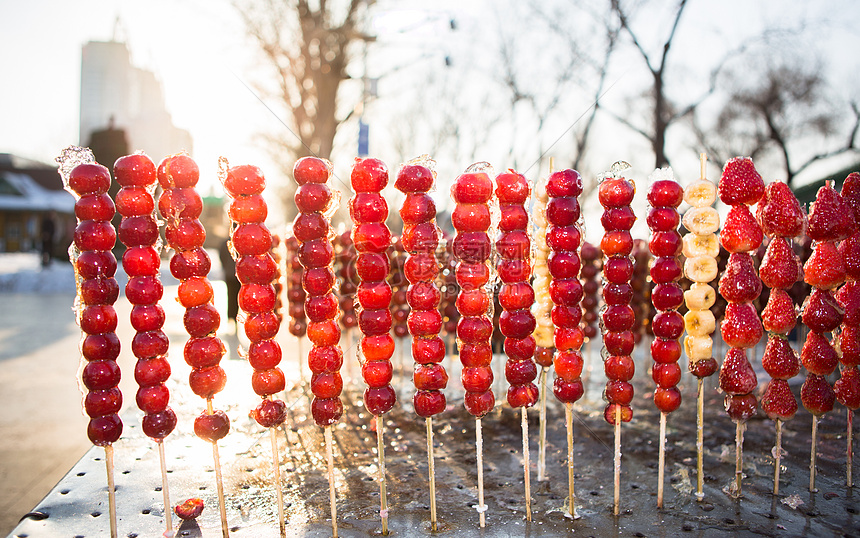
756,181,805,422
67,161,124,447
224,164,287,429
599,172,637,424
115,154,176,440
718,157,765,422
835,174,860,412
389,239,410,338
451,167,496,418
394,161,447,417
496,170,539,409
580,242,602,341
158,154,230,443
285,236,307,337
333,231,359,329
293,156,343,427
647,174,684,414
350,157,396,416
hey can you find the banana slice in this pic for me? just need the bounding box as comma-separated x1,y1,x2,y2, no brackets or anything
683,179,717,208
684,335,713,361
684,309,716,336
684,282,717,310
684,255,719,283
682,207,720,235
533,210,547,228
682,232,719,258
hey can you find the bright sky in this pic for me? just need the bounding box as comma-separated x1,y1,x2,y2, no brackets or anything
1,0,859,209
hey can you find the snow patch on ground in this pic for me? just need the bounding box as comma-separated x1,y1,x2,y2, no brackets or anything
0,253,76,293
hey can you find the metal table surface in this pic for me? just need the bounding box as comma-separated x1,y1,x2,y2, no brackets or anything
8,341,860,538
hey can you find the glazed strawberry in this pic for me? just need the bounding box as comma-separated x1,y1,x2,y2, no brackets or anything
720,204,764,253
801,374,836,416
839,325,860,367
837,280,860,325
761,335,800,380
718,157,765,206
840,172,860,221
839,234,860,281
761,289,797,334
759,237,800,289
755,181,806,238
761,379,798,421
809,184,854,241
718,253,762,303
804,241,846,290
720,302,763,349
801,288,844,333
835,367,860,409
801,330,839,376
719,347,757,395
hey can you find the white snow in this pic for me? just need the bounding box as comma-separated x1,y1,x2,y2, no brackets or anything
0,253,77,293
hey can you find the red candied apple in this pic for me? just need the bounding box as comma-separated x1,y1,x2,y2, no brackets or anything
495,171,530,203
761,379,798,421
553,350,583,380
365,386,396,416
689,357,718,378
646,207,680,232
194,410,230,442
605,355,635,381
114,153,156,187
651,283,684,311
807,183,853,242
546,197,581,226
720,302,763,349
604,380,633,405
601,207,636,231
451,171,493,204
651,338,682,364
507,384,539,408
174,497,205,520
718,253,762,303
803,241,846,290
69,163,112,195
351,192,390,223
720,204,763,253
394,163,434,193
505,357,538,384
759,237,800,289
654,387,681,413
293,156,331,185
603,403,632,424
801,288,844,333
725,393,758,422
648,231,682,257
652,362,681,388
649,256,682,284
546,169,583,198
600,231,633,257
603,256,634,283
156,154,199,189
651,310,684,340
647,179,684,208
414,391,446,417
756,181,806,238
834,367,860,410
553,377,584,403
719,347,757,395
801,374,835,416
464,390,495,417
603,282,633,306
598,177,635,208
534,347,554,368
451,204,490,232
75,193,115,221
142,409,177,439
350,157,388,192
604,330,634,356
601,305,635,332
801,331,839,376
718,157,764,206
311,397,344,426
224,164,265,196
252,399,287,428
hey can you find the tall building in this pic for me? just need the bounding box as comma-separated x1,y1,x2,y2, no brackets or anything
79,40,192,161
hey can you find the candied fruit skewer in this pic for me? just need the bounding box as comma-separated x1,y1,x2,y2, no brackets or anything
545,168,587,517
222,161,288,537
682,153,720,500
451,163,497,528
495,169,539,520
157,154,231,537
802,180,851,491
531,173,554,482
114,153,177,533
717,156,766,498
58,148,122,538
645,167,685,508
350,157,398,534
837,173,860,487
393,158,450,530
756,176,807,495
292,156,343,535
598,162,637,516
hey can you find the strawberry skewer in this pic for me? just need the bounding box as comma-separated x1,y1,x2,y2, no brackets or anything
717,157,766,498
837,173,860,488
756,178,806,495
598,162,637,515
646,168,685,507
802,182,851,491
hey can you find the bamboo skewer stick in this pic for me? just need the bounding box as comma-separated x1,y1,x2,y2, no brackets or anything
270,428,286,538
105,445,117,538
476,418,487,528
538,367,548,482
657,412,667,508
426,417,438,531
206,398,229,538
325,426,339,537
696,378,704,500
157,441,173,534
774,419,783,496
614,405,621,516
735,421,745,498
565,403,575,518
521,407,532,521
849,409,855,488
377,416,389,535
810,416,819,492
